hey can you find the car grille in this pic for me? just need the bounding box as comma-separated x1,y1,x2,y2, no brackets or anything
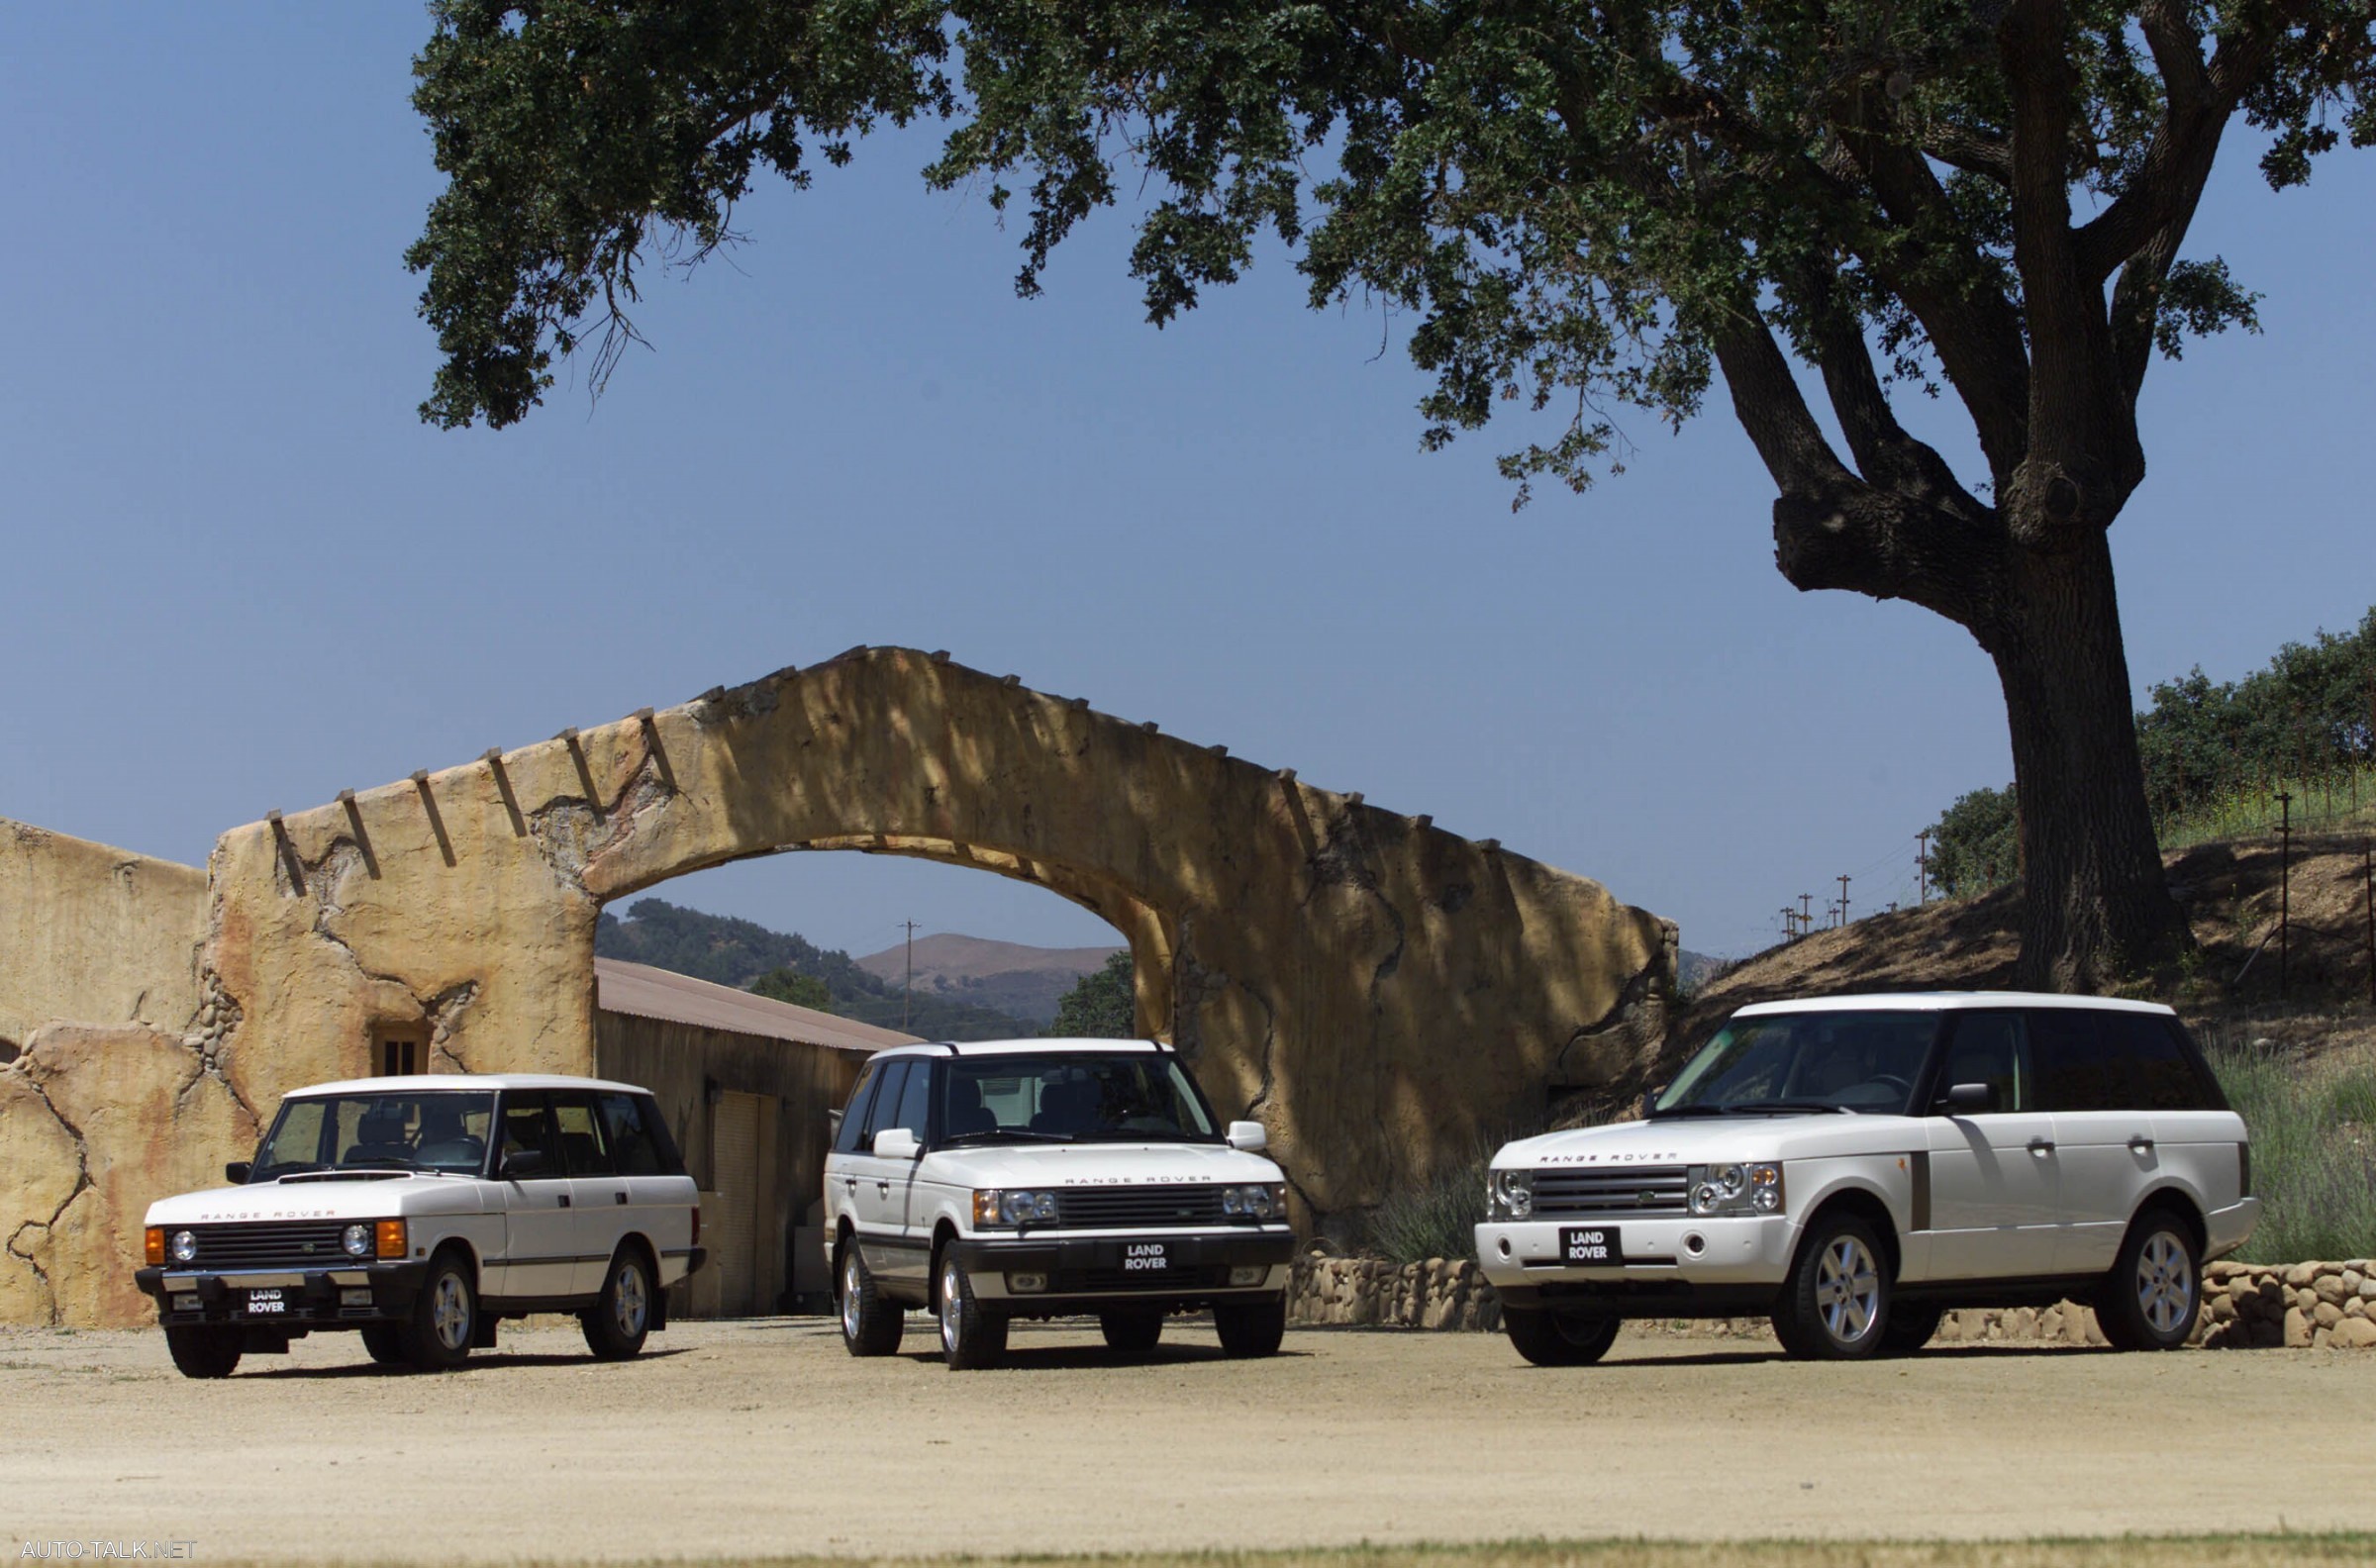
1069,1266,1231,1292
179,1223,354,1269
1532,1165,1691,1217
1055,1185,1230,1228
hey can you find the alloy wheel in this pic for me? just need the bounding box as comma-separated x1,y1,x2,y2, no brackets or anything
613,1260,648,1338
2136,1231,2195,1335
940,1256,963,1355
1816,1234,1880,1345
841,1251,863,1341
432,1273,471,1352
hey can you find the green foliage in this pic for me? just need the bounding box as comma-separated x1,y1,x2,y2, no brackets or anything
749,967,831,1009
594,898,1035,1040
1926,785,2022,898
1366,1151,1492,1266
2206,1042,2376,1265
1049,950,1136,1038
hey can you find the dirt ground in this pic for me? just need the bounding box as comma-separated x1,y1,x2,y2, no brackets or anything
5,1317,2374,1565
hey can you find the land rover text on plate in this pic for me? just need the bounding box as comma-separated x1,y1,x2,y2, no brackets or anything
824,1037,1295,1368
1476,993,2258,1364
137,1074,704,1377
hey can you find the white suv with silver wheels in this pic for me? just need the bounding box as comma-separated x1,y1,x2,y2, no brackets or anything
1475,993,2258,1365
824,1038,1296,1370
137,1075,704,1377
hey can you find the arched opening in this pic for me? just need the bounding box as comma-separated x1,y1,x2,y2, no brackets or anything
586,842,1155,1320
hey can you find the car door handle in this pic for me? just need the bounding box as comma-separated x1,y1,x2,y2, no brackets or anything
2027,1137,2056,1155
2128,1136,2156,1154
876,1180,891,1196
557,1193,572,1207
842,1177,856,1189
614,1191,630,1205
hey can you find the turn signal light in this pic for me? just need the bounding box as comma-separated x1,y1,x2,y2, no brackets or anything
145,1227,165,1266
691,1206,701,1247
374,1219,408,1259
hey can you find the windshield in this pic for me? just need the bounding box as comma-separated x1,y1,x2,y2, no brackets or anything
939,1053,1220,1144
250,1090,498,1179
1652,1012,1938,1117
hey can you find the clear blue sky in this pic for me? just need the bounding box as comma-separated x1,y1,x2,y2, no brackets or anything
4,6,2370,964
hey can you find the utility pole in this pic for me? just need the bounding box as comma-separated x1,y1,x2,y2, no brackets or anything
1916,830,1930,904
2362,837,2374,1005
1780,907,1797,942
1800,893,1814,934
1837,873,1852,930
2277,793,2293,996
902,920,921,1031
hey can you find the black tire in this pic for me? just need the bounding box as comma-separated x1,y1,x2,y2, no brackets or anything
581,1247,654,1361
936,1247,1007,1370
1880,1303,1943,1356
2094,1208,2202,1351
402,1250,478,1371
1772,1213,1891,1360
1213,1297,1288,1359
1501,1307,1622,1367
838,1241,904,1357
1100,1311,1163,1354
360,1323,409,1367
164,1325,243,1379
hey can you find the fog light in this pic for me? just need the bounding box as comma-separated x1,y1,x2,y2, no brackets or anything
1007,1272,1047,1294
1228,1265,1265,1286
171,1294,200,1312
341,1288,373,1307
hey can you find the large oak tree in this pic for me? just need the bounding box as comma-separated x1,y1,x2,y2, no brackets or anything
409,0,2375,988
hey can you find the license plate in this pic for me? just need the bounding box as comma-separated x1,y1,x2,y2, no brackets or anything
1121,1241,1169,1273
1560,1226,1622,1265
245,1289,287,1316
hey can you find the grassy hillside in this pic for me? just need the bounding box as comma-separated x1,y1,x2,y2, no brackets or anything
595,898,1037,1041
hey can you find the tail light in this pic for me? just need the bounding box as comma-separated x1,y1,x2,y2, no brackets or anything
144,1227,165,1266
2238,1141,2252,1198
691,1206,702,1246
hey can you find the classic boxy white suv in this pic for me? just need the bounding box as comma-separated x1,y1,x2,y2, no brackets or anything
1476,994,2258,1364
825,1038,1296,1368
136,1075,704,1378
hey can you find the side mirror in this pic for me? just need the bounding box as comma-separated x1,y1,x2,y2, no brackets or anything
1226,1120,1268,1152
1938,1082,1994,1115
224,1161,251,1185
499,1148,548,1178
872,1127,923,1161
827,1108,844,1141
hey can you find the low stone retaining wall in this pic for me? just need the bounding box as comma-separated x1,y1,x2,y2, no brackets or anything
1286,1255,2376,1348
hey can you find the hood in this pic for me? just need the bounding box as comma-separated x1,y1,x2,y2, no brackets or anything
931,1140,1284,1187
144,1174,485,1226
1494,1113,1925,1169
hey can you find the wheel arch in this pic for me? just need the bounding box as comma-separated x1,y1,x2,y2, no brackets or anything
2131,1187,2209,1255
1793,1185,1903,1282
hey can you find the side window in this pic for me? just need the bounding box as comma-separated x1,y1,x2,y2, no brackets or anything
1936,1012,2031,1113
497,1094,559,1176
859,1062,911,1148
890,1059,934,1141
832,1064,882,1155
551,1093,616,1176
599,1094,676,1176
2117,1015,2221,1111
2031,1010,2136,1113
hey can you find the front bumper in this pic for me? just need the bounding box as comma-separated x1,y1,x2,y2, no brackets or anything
135,1259,435,1328
951,1228,1295,1307
1475,1215,1798,1314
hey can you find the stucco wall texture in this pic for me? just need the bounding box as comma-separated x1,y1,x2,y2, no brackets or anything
1,647,1674,1325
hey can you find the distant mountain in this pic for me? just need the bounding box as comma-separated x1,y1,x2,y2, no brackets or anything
594,898,1036,1041
1678,949,1736,992
855,933,1124,1029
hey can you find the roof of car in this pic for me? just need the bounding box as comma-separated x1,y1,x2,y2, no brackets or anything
862,1036,1171,1061
1732,991,2176,1018
284,1074,651,1097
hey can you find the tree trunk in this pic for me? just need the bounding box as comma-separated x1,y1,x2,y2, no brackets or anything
1988,534,2191,989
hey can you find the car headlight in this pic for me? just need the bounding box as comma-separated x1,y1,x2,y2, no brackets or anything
1221,1183,1288,1219
973,1189,1059,1227
1487,1168,1534,1221
343,1224,373,1258
1689,1162,1784,1217
169,1229,198,1265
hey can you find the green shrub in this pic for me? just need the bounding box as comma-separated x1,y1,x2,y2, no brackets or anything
1365,1153,1491,1266
2206,1043,2376,1264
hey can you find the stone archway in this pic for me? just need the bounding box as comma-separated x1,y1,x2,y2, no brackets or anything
205,647,1672,1229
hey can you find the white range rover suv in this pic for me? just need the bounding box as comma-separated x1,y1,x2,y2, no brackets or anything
1476,993,2259,1364
136,1074,704,1378
824,1038,1296,1369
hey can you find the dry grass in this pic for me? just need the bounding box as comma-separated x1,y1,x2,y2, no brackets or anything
240,1538,2376,1568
